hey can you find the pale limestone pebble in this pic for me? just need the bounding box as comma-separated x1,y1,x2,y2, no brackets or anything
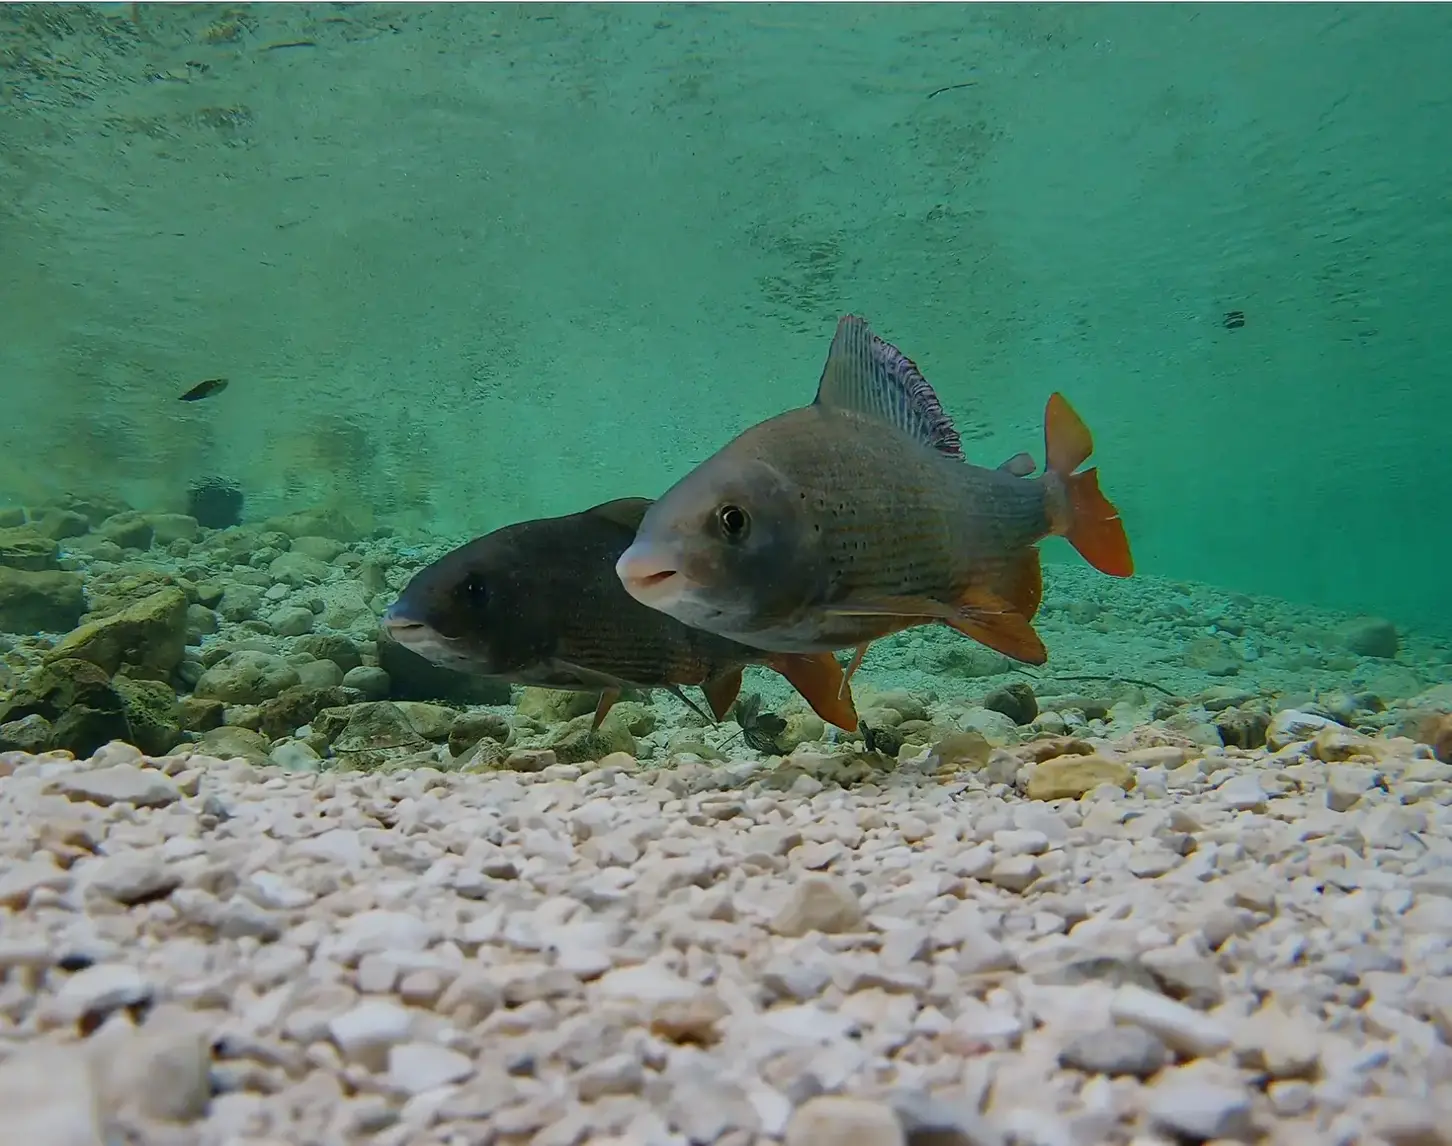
0,1043,106,1146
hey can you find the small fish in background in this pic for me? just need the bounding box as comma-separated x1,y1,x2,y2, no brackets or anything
381,497,860,733
616,314,1133,692
179,377,229,402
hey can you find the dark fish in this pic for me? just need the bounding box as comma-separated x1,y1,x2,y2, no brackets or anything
615,315,1133,688
381,497,859,732
179,378,229,402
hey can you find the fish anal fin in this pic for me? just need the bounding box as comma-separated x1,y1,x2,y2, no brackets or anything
994,549,1044,622
765,651,860,733
591,688,622,731
586,497,655,531
813,315,964,460
950,587,1048,665
701,667,744,724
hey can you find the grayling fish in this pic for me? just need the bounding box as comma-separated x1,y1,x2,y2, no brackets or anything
614,315,1133,686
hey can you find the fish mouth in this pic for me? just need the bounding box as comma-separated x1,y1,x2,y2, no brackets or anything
615,545,686,606
381,613,484,673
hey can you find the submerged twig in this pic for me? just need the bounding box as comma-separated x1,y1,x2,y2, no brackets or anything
927,81,977,99
1011,668,1177,697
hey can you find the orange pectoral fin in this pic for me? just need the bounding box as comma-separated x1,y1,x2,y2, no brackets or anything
701,667,745,723
766,651,860,733
949,587,1048,665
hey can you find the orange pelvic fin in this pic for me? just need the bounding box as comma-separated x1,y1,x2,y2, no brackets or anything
1044,393,1134,578
766,651,860,732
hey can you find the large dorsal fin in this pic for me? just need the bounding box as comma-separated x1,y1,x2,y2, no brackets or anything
585,497,654,531
813,315,964,461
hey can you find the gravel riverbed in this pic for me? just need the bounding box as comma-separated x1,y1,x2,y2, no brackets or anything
1,726,1451,1146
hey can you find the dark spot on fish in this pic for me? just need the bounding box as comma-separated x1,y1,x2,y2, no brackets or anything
459,572,488,605
179,377,229,401
56,952,95,973
1222,310,1245,330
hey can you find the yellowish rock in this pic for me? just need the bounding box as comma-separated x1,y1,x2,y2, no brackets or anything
931,729,993,769
1310,726,1378,763
1027,753,1133,800
780,712,825,750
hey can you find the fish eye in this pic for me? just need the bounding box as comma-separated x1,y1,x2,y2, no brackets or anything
460,573,488,604
715,503,750,541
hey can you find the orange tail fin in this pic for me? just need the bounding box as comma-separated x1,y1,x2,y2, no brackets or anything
1044,393,1134,578
766,652,860,732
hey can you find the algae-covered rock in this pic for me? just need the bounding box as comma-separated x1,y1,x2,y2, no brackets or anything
1184,635,1243,677
1342,616,1398,659
256,685,364,740
0,658,130,757
983,681,1038,726
22,506,89,540
447,711,512,758
392,701,456,741
517,687,596,723
549,711,636,765
0,525,60,571
195,725,271,765
0,567,86,633
96,511,155,550
45,588,188,680
177,695,225,733
194,650,301,704
327,701,430,769
264,506,364,543
294,633,364,673
0,713,53,753
111,675,182,756
146,513,200,546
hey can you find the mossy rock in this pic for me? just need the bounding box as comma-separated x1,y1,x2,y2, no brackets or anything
0,658,130,757
46,587,189,680
112,675,182,756
0,567,86,633
194,725,271,765
548,710,636,765
0,525,60,571
256,684,365,740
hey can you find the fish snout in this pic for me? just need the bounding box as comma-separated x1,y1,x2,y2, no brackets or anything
381,602,424,638
615,543,684,605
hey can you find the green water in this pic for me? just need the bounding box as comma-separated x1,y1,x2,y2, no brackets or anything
1,1,1449,631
